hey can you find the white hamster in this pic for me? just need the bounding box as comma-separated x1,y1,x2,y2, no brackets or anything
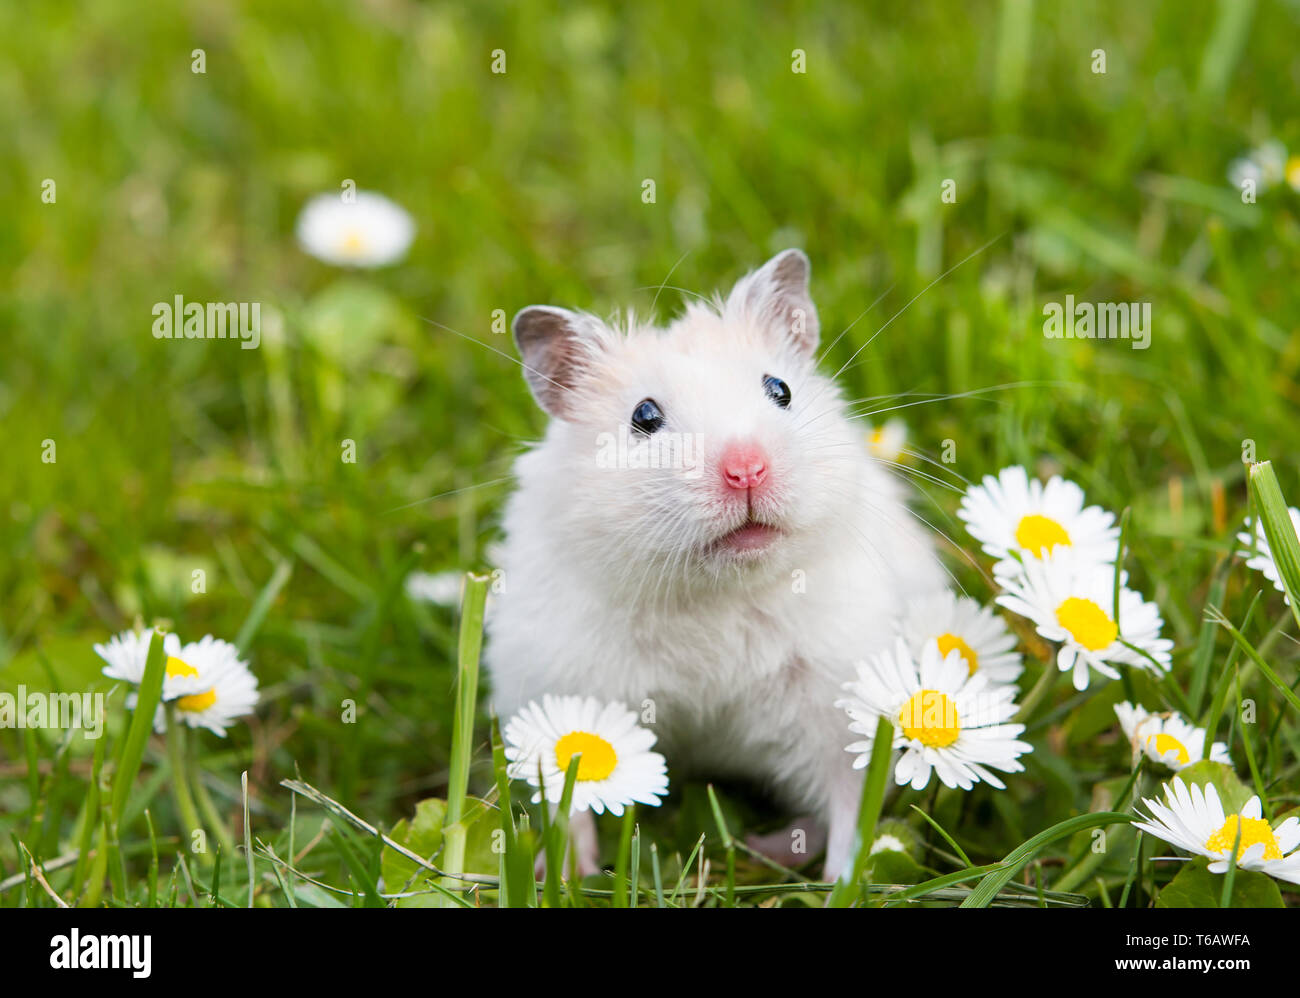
485,249,948,877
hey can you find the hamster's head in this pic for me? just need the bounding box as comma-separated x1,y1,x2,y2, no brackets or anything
511,249,869,590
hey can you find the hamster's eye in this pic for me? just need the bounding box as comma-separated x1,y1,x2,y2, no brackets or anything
762,374,791,409
631,398,666,435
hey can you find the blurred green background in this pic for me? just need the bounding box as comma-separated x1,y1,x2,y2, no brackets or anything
2,0,1299,876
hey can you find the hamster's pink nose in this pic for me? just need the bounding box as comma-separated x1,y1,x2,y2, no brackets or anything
720,441,770,490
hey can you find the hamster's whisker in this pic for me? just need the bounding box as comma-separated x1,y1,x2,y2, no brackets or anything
868,457,968,496
828,232,1006,384
418,314,581,402
382,475,515,514
814,281,896,366
814,473,985,592
642,248,694,317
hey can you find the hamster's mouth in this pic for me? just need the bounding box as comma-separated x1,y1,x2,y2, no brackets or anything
707,518,783,557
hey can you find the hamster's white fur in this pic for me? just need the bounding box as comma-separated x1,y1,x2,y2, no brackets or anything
486,250,947,877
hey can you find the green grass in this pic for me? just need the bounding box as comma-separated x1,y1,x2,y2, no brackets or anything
2,0,1299,907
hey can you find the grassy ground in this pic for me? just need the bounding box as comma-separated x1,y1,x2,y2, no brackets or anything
2,0,1298,907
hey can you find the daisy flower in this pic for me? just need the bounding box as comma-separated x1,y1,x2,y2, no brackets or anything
836,639,1032,792
295,190,415,268
865,419,907,463
1114,702,1231,771
1133,778,1300,884
870,834,908,856
995,552,1172,691
1236,507,1300,605
96,630,258,736
502,695,669,816
157,636,259,737
1226,140,1287,194
957,465,1119,570
895,590,1024,686
95,628,209,702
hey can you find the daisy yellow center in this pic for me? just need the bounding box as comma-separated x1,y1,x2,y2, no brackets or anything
339,229,367,257
177,688,217,713
1055,597,1118,651
1015,514,1071,558
166,656,199,679
166,655,216,712
1147,732,1190,765
936,633,979,675
870,428,884,445
897,690,961,748
1204,815,1283,862
554,731,618,781
1287,155,1300,189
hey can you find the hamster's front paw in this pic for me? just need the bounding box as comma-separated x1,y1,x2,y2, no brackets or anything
744,815,826,870
533,808,601,879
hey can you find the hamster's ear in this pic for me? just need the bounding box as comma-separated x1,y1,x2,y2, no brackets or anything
512,305,598,419
727,248,819,355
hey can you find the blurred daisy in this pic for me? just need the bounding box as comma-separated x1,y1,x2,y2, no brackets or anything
870,834,907,855
865,419,907,463
1236,507,1300,605
153,636,258,736
868,819,919,857
995,552,1172,691
957,465,1119,569
97,630,258,736
895,590,1023,686
503,695,669,816
1114,702,1231,771
1227,141,1287,193
295,190,415,268
96,628,209,701
1133,778,1300,884
405,570,463,607
836,639,1032,792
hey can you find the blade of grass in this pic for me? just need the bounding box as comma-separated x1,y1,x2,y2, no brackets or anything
827,716,894,908
1189,562,1229,713
440,571,489,902
1208,605,1300,716
612,805,636,908
110,629,166,824
909,804,972,868
705,784,736,907
960,811,1131,908
1247,461,1300,631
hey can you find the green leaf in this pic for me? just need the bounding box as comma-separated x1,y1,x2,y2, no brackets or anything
1155,859,1284,908
866,848,925,885
380,797,497,907
381,798,444,907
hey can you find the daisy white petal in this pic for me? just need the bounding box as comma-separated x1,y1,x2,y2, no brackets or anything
1133,778,1300,885
895,590,1024,686
995,550,1172,691
957,465,1119,570
837,639,1032,793
1236,508,1300,606
502,695,669,816
1114,702,1232,771
295,191,415,268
